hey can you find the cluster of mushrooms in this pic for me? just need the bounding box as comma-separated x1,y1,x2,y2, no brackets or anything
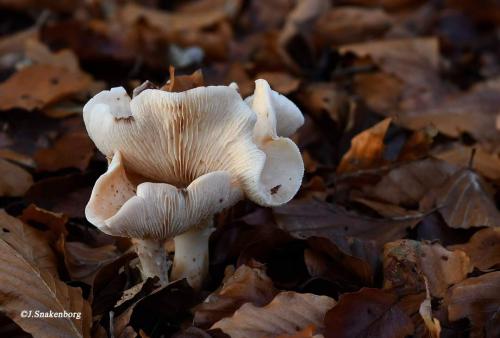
83,78,305,289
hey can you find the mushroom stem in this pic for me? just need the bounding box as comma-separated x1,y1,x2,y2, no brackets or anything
171,218,214,289
132,238,170,285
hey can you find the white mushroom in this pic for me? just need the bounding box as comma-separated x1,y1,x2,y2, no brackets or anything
83,80,304,288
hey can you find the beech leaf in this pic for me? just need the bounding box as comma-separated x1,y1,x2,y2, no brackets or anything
0,210,91,338
194,264,278,328
211,291,336,338
448,227,500,271
324,288,414,338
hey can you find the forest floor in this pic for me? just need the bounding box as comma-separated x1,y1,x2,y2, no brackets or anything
0,1,499,337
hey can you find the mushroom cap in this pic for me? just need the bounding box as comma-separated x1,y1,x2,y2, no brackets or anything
84,81,304,239
245,79,304,138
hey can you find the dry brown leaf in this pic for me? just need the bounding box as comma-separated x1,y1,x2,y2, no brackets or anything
314,6,392,45
278,0,330,71
337,118,391,173
305,236,373,286
324,288,414,338
449,227,500,271
343,37,448,115
19,204,68,244
0,210,91,338
0,0,79,12
162,67,205,93
211,292,336,338
445,272,500,333
433,144,500,180
0,27,38,69
340,37,440,86
24,172,93,218
275,325,317,338
0,26,38,55
383,239,472,297
354,72,403,114
25,39,80,71
120,1,240,35
0,210,58,276
363,158,458,207
0,149,35,168
296,82,354,127
350,196,421,219
338,0,423,11
255,71,300,95
194,264,278,328
274,198,419,247
397,78,500,149
57,236,120,285
0,158,33,197
0,64,92,111
427,168,500,228
34,132,95,172
397,127,436,162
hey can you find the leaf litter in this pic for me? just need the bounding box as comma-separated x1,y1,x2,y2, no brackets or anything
0,0,499,337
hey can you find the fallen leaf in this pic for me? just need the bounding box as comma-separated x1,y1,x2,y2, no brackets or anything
397,78,500,150
324,288,414,338
275,325,316,338
19,204,68,246
0,314,31,338
314,7,392,46
353,72,403,115
337,118,391,174
304,236,373,288
340,38,444,109
255,71,300,95
296,82,354,127
0,210,91,338
194,264,278,328
211,291,336,338
0,158,33,197
0,209,58,275
162,67,205,93
34,132,95,172
0,0,78,12
128,279,197,336
274,198,419,247
383,239,472,297
278,0,330,71
425,168,500,228
58,236,121,285
25,39,80,71
445,272,500,334
0,148,35,167
0,26,38,70
449,227,500,271
111,278,162,338
91,252,137,315
363,158,458,207
120,1,241,34
25,172,95,218
432,144,500,180
0,64,92,111
350,196,422,218
0,26,38,56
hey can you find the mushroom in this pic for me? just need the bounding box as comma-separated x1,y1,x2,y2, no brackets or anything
83,80,304,288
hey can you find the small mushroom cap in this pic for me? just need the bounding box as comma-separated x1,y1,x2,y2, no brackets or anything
84,81,304,238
